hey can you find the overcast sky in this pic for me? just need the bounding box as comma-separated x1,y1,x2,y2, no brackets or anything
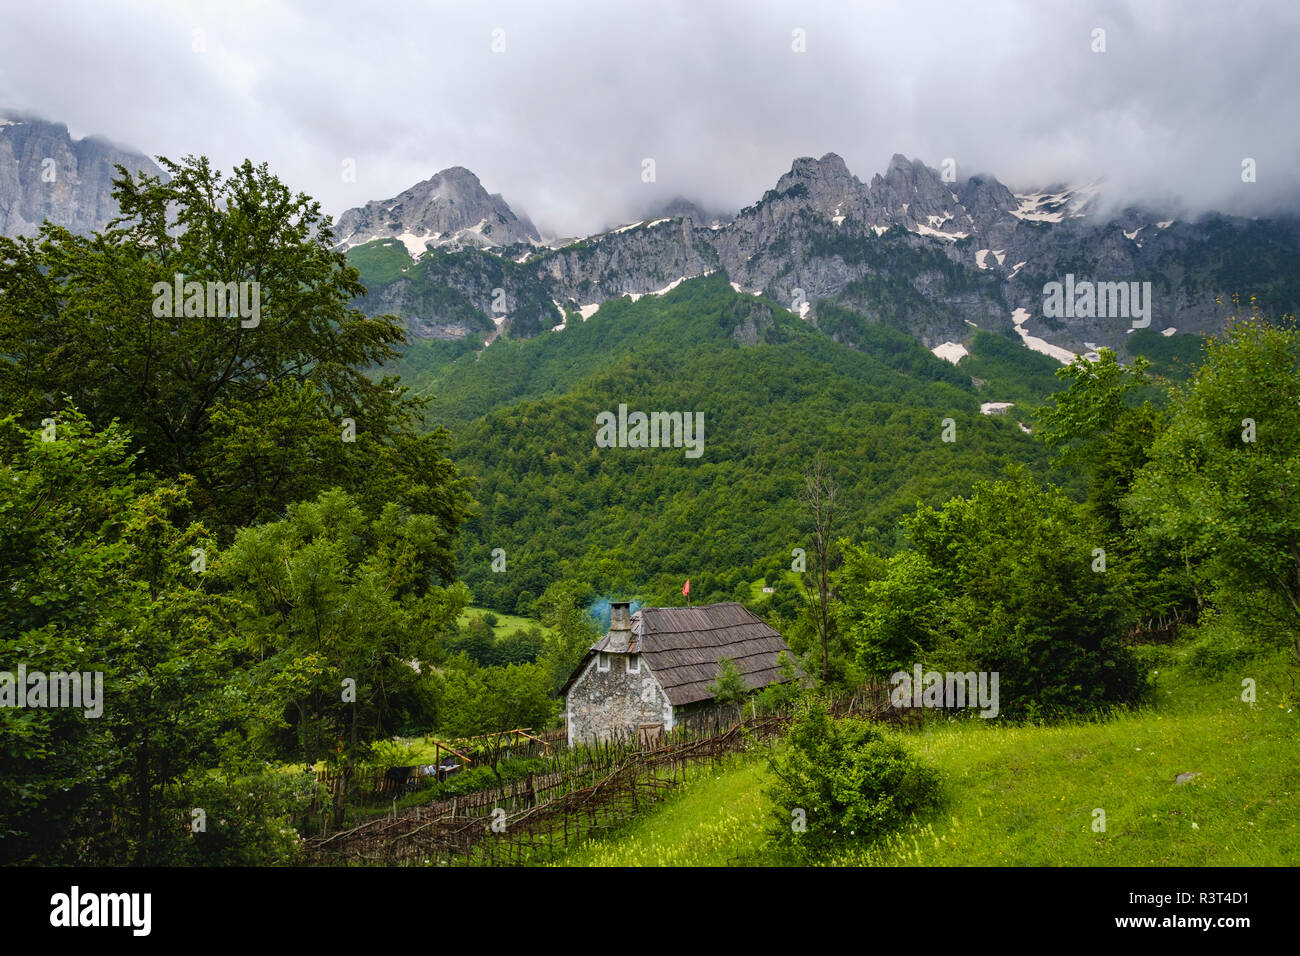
2,0,1297,236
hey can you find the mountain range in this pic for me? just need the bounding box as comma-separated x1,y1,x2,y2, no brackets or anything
4,110,1299,364
337,152,1300,362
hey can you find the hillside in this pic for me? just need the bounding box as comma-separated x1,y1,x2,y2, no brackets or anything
420,275,1073,612
557,644,1300,866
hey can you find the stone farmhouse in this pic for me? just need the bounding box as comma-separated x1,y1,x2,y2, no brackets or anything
561,601,794,745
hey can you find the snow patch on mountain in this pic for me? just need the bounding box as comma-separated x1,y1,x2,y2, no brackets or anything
933,341,969,363
650,275,691,296
1064,181,1103,217
1011,192,1066,223
1011,308,1076,364
394,232,440,257
911,222,966,241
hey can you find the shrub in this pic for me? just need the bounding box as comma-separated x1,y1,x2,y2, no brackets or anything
515,591,536,617
180,768,314,865
366,739,426,770
767,702,941,858
1128,642,1174,690
422,756,547,801
1185,610,1258,676
756,651,803,712
709,657,748,705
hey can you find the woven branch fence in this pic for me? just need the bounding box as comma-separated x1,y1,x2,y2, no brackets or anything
302,679,917,866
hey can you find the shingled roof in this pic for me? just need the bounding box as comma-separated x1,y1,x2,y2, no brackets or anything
567,602,793,707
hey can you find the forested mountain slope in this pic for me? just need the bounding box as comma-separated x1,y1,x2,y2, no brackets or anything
432,275,1071,612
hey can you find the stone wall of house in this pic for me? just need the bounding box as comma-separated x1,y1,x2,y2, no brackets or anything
566,652,673,745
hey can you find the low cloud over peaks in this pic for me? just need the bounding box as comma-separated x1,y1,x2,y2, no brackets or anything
2,0,1297,235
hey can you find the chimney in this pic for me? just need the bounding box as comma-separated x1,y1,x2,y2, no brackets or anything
610,602,631,631
605,601,632,652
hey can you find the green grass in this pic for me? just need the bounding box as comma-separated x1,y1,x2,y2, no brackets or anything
346,238,416,285
748,570,801,602
555,644,1300,866
455,606,552,637
556,754,773,866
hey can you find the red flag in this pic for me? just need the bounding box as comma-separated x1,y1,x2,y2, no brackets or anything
682,579,690,597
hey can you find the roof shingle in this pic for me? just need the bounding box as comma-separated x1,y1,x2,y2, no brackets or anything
579,602,793,707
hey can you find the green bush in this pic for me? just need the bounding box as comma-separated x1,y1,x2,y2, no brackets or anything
422,756,547,801
840,468,1144,718
366,739,426,770
755,651,803,712
767,702,941,857
180,769,315,865
1185,610,1258,676
1129,642,1175,673
709,657,748,705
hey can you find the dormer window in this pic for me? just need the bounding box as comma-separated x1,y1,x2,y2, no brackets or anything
626,654,641,674
596,652,610,672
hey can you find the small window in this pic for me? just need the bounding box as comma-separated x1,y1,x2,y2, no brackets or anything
626,654,641,674
596,652,610,672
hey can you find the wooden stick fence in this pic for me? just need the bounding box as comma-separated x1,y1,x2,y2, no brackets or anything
302,678,916,866
304,715,783,866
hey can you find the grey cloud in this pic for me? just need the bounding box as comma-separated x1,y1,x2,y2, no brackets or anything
1,0,1297,236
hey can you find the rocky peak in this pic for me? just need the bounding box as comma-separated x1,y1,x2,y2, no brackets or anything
958,174,1019,218
866,154,957,228
771,152,865,219
778,151,853,184
334,165,541,255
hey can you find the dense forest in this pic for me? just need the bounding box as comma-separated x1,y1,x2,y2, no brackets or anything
389,275,1074,617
